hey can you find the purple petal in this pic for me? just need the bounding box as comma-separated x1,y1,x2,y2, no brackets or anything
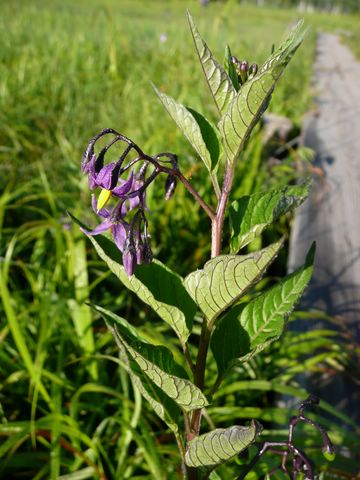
129,195,140,211
82,161,90,174
111,223,127,252
126,179,148,211
82,150,95,174
80,220,112,236
121,202,127,216
89,175,97,190
96,162,117,190
112,172,134,197
91,194,110,218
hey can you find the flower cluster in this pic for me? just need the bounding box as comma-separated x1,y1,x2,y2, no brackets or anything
81,129,178,276
231,56,258,85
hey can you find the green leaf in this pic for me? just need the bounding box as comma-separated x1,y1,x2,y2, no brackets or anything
102,308,208,412
209,472,222,480
187,11,236,116
230,182,310,253
118,350,180,432
187,107,221,171
97,310,180,432
185,420,261,468
154,87,220,173
70,213,196,344
219,21,307,163
184,240,283,325
211,244,315,376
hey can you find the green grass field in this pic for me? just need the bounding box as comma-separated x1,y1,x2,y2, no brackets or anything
1,1,359,478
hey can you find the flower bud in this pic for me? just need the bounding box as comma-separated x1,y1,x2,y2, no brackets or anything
135,237,144,264
231,55,241,67
123,238,137,276
165,175,177,200
249,63,258,78
137,161,149,181
239,60,249,84
143,237,153,264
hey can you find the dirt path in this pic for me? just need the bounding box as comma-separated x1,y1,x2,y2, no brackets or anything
288,33,360,421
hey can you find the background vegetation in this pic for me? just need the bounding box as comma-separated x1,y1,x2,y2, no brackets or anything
236,0,360,14
0,1,359,479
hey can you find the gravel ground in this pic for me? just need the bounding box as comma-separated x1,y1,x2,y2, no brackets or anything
288,33,360,422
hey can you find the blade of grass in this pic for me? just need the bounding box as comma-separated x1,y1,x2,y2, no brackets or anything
0,236,53,408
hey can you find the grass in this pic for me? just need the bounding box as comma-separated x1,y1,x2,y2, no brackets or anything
1,1,360,478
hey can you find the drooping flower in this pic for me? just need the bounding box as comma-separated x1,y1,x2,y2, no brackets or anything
81,130,179,276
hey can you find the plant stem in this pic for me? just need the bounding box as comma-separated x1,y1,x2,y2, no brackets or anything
186,159,236,480
177,171,216,220
190,321,211,436
184,343,195,374
174,432,187,480
212,160,235,257
190,160,236,436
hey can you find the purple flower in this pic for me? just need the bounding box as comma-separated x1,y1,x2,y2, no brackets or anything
81,195,128,252
92,161,133,195
81,130,180,276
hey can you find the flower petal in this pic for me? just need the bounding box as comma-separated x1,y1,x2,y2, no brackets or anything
80,220,112,236
96,162,117,190
88,154,97,189
112,171,134,197
111,223,127,251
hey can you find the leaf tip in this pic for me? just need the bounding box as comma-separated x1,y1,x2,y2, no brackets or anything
186,9,194,23
251,418,263,436
306,241,316,265
151,81,160,95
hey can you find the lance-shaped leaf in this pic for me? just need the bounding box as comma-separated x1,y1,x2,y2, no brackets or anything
185,420,261,468
187,11,236,116
69,213,196,344
211,244,315,377
154,87,220,173
230,182,310,253
102,310,180,431
184,240,283,324
102,309,208,412
219,21,307,163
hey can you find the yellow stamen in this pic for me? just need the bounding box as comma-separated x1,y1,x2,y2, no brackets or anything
97,188,112,212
